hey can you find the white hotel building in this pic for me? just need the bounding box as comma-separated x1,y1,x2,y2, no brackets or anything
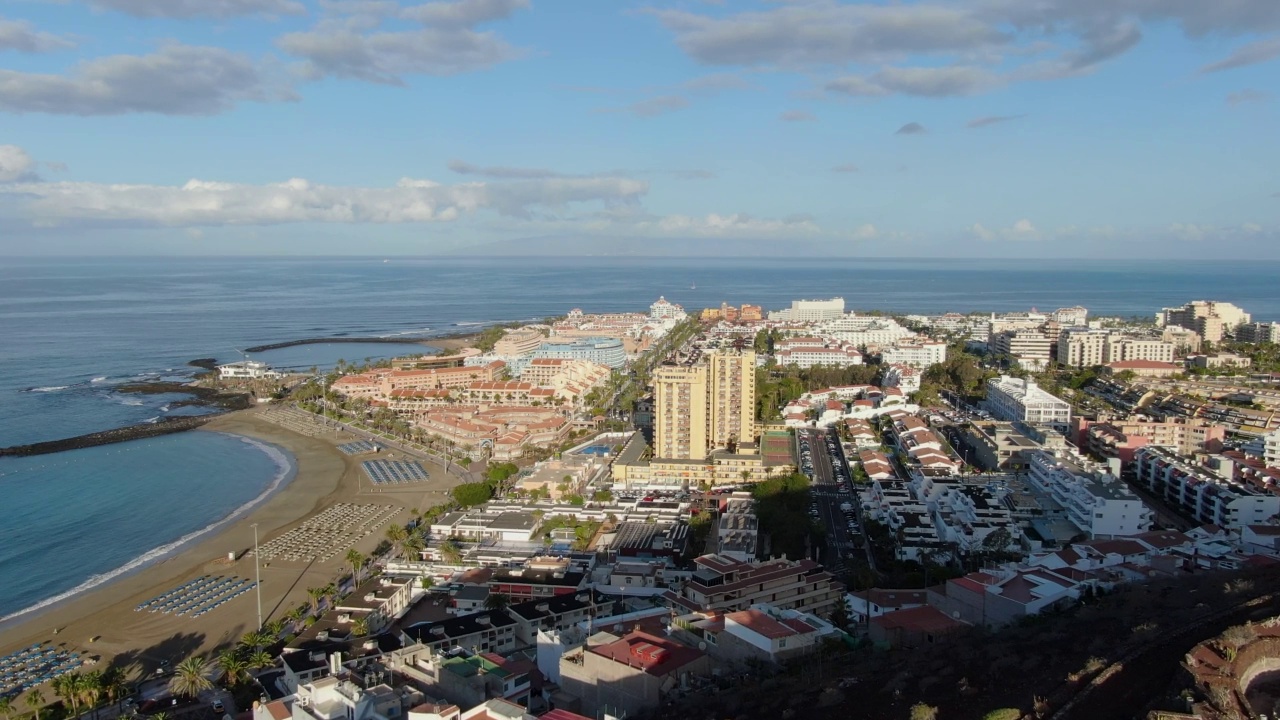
880,340,948,368
767,298,845,322
815,315,915,346
1025,449,1153,538
984,376,1072,430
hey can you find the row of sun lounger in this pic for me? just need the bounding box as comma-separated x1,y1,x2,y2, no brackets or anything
338,440,379,455
361,460,429,485
248,503,400,563
133,575,256,617
0,644,82,698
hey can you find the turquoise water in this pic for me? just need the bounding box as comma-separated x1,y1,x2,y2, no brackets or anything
0,431,292,621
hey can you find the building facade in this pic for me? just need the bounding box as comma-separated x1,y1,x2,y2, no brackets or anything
653,351,755,461
1025,450,1153,537
984,376,1072,429
767,297,846,322
1134,446,1280,530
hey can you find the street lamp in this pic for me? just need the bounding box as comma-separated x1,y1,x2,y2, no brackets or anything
251,523,263,631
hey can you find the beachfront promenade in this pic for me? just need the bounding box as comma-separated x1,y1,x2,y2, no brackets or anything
259,406,472,483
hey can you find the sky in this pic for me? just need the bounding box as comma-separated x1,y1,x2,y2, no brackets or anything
0,0,1277,257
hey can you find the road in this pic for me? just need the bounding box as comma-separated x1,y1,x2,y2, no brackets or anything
798,428,872,581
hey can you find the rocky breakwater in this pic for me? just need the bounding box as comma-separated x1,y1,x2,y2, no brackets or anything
0,382,251,458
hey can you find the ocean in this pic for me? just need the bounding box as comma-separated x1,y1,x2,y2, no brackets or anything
1,255,1278,620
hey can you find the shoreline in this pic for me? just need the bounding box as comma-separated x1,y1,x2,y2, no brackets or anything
0,432,299,630
0,407,456,683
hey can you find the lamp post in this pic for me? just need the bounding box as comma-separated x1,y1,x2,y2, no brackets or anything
251,523,263,631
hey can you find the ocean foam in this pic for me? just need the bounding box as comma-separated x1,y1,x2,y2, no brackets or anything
28,386,69,393
0,434,295,625
90,377,109,384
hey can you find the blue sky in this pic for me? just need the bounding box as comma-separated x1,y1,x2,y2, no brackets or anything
0,0,1277,257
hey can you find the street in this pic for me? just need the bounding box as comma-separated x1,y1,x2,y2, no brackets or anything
798,428,873,582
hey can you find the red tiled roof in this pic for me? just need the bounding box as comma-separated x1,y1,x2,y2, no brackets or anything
869,605,967,634
726,609,809,639
588,631,704,676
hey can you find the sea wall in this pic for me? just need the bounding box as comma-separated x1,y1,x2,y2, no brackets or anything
0,416,216,457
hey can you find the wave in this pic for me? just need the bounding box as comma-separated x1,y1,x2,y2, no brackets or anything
90,377,109,384
377,328,431,338
0,435,295,625
159,405,171,412
454,322,486,327
28,386,69,393
118,398,144,406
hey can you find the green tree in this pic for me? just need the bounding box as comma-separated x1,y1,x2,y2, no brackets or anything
384,524,407,558
168,657,213,699
217,652,249,687
26,689,45,720
247,650,274,671
351,617,370,637
402,532,425,562
346,549,368,585
484,592,510,612
306,586,327,615
79,670,103,719
52,674,79,717
451,482,492,507
439,539,464,565
0,693,14,720
910,704,939,720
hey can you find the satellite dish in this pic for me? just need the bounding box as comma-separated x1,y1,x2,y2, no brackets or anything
698,642,707,651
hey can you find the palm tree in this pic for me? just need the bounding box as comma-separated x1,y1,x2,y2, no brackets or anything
401,532,425,562
240,630,272,651
0,694,14,720
80,670,103,720
385,525,407,558
351,617,370,637
53,674,80,717
168,657,213,699
483,593,510,612
217,652,249,688
306,587,326,615
25,690,44,720
345,549,367,585
322,583,338,609
247,650,274,671
100,668,128,713
264,619,286,638
439,539,463,565
287,605,308,624
151,713,167,720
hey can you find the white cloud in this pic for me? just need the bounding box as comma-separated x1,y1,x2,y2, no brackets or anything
401,0,529,28
653,0,1280,96
280,0,529,84
971,218,1040,241
852,223,878,240
0,45,292,116
87,0,305,18
0,17,75,53
601,95,690,117
0,144,38,182
0,175,649,227
829,65,1001,98
647,213,820,237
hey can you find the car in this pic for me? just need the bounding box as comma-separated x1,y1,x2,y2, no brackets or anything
212,701,225,714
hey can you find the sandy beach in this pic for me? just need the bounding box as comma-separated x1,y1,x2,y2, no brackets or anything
0,407,463,684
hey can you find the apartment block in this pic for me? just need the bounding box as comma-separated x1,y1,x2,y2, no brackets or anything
881,340,948,368
664,554,843,617
1024,449,1153,538
1266,428,1280,469
984,376,1072,429
991,329,1053,368
1134,446,1280,530
1073,417,1226,466
1237,322,1280,344
1057,329,1176,368
653,351,755,461
1158,301,1252,342
767,297,846,322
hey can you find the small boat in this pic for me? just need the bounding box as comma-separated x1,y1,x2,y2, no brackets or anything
690,282,696,290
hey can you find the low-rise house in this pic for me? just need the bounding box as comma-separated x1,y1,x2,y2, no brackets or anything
868,606,969,648
558,630,709,719
664,554,843,617
846,589,929,623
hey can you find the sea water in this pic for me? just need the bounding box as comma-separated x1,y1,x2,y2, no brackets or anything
0,431,292,621
1,255,1279,618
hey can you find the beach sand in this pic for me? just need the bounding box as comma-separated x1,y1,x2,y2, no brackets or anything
0,407,462,684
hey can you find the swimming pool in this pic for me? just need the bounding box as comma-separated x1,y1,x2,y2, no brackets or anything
579,444,612,456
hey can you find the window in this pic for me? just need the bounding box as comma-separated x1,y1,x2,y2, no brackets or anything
778,638,787,648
